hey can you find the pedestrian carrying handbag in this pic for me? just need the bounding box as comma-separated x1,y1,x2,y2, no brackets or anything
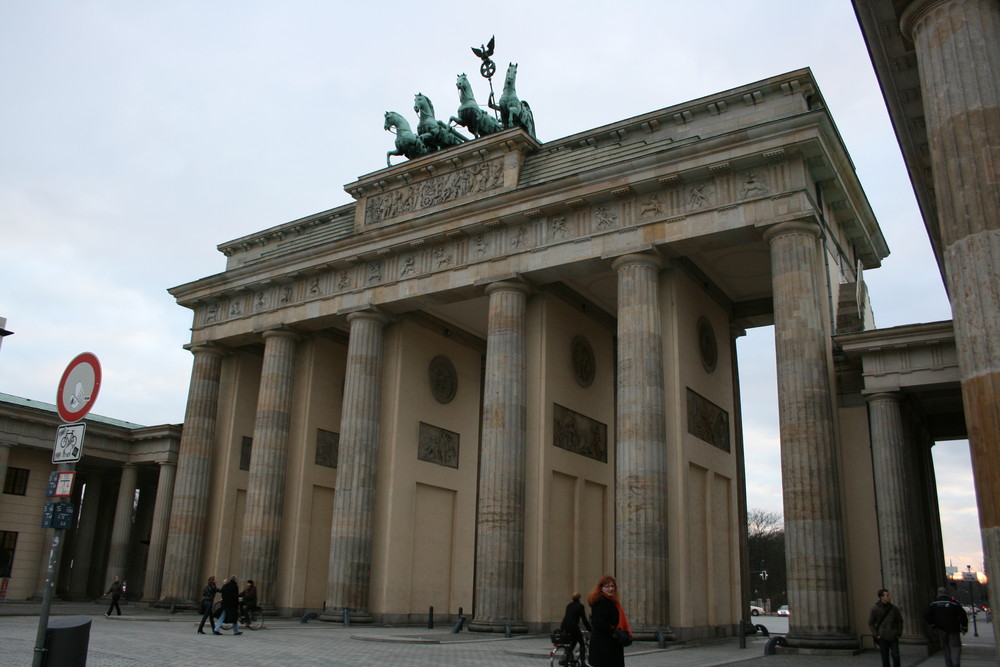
613,627,633,647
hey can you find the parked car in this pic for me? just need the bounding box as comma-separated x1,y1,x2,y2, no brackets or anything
777,605,790,616
750,604,764,616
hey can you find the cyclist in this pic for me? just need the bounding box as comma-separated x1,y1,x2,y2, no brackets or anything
559,592,591,666
240,579,259,620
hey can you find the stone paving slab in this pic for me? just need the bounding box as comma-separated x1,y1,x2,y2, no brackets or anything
0,602,995,666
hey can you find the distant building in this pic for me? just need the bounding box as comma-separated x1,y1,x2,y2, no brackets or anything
0,393,179,601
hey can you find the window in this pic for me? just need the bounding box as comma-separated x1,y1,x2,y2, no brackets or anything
315,429,339,469
239,437,253,471
0,531,17,578
2,467,28,495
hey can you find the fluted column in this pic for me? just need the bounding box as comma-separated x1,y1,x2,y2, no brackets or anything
901,1,1000,652
160,344,225,602
764,220,854,649
867,393,927,644
68,475,101,598
325,311,388,620
141,461,176,601
105,463,138,585
470,281,530,633
611,253,671,637
240,329,299,608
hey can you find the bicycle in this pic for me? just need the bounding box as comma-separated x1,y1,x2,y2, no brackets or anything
212,600,264,630
549,628,588,667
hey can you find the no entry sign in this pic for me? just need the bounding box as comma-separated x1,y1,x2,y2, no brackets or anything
56,352,102,423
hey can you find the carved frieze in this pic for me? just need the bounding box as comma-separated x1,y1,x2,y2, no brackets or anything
428,355,458,404
686,388,730,452
553,403,607,462
315,428,339,468
364,160,504,225
418,422,460,469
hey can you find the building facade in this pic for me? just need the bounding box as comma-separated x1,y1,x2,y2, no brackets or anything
0,393,180,602
157,68,901,643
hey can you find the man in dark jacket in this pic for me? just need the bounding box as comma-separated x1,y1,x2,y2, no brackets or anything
560,592,592,665
925,586,967,667
213,575,243,635
868,588,903,667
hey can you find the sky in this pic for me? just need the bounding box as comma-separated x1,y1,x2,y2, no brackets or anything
0,2,983,573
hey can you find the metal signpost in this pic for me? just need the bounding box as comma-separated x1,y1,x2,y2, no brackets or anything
32,353,101,667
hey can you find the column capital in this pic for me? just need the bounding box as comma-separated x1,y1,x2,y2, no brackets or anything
866,391,904,404
260,327,301,342
899,0,952,40
611,252,662,273
184,341,227,357
484,280,531,297
346,310,389,326
762,219,821,244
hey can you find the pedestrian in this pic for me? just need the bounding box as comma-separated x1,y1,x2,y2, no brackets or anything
587,575,632,667
925,586,967,667
104,575,123,617
197,576,219,634
868,588,903,667
213,575,242,635
241,579,258,613
559,592,591,665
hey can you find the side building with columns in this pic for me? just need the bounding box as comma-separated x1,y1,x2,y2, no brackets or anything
158,67,951,644
0,392,180,602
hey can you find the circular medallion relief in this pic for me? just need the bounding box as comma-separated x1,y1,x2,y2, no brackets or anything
571,335,596,388
428,355,458,404
697,317,718,373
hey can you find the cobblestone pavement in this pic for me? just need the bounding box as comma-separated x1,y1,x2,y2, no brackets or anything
0,602,995,666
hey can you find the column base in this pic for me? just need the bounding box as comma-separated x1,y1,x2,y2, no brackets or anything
630,627,676,642
784,632,859,651
318,608,373,625
468,619,528,634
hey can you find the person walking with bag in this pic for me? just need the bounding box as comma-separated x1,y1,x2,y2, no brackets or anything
925,586,967,667
197,576,219,634
587,575,631,667
868,588,903,667
212,575,242,636
103,576,124,617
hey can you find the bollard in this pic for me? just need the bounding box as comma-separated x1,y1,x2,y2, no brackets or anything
505,623,512,638
342,607,350,627
656,630,667,648
43,616,91,667
451,615,466,633
428,606,434,630
764,636,787,655
169,604,176,615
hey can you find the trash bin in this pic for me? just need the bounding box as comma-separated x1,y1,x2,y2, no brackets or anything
43,615,91,667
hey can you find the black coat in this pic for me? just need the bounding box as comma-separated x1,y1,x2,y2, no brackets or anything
589,595,624,667
219,580,240,619
561,599,591,632
925,595,967,634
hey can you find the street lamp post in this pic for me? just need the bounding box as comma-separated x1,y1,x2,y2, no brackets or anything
967,565,979,637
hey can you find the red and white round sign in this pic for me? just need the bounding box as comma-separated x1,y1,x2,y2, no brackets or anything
56,352,102,423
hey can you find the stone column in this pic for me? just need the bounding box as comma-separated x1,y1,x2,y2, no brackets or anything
867,393,927,643
68,475,102,598
470,281,530,633
325,311,388,621
142,461,176,601
901,0,1000,649
240,329,299,608
105,463,138,584
159,344,225,603
764,220,854,649
611,254,671,637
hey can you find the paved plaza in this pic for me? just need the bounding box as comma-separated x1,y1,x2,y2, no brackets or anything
0,602,995,666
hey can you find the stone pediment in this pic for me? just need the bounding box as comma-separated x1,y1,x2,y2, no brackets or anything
347,128,541,232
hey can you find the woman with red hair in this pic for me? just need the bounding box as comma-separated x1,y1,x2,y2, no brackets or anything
587,574,632,666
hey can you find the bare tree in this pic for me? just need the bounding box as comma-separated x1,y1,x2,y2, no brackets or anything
748,508,783,539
